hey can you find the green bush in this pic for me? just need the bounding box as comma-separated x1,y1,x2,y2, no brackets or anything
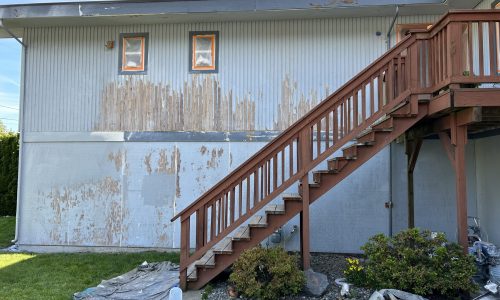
0,133,18,216
349,228,477,298
229,247,305,300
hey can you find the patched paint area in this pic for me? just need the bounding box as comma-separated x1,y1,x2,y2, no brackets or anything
19,142,270,249
39,176,128,246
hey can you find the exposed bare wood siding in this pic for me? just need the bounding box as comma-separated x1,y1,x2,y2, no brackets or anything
23,15,439,132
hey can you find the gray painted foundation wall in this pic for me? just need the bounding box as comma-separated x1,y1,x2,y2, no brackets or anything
18,137,391,253
391,135,500,247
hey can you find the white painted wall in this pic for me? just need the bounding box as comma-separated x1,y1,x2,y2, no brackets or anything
475,136,500,246
391,140,478,242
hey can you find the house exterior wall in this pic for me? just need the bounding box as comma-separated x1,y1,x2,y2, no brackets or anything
19,14,445,252
22,15,438,133
475,0,495,9
390,140,478,242
475,136,500,246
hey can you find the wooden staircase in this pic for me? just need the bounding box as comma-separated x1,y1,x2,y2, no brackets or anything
185,99,428,289
171,10,500,290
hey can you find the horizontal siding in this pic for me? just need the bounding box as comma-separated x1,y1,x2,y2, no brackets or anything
24,14,440,132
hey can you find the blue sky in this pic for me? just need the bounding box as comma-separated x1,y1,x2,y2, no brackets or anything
0,0,102,131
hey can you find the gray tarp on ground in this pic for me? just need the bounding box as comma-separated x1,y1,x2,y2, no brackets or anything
73,261,179,300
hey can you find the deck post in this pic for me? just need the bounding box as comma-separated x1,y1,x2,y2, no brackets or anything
438,113,469,252
453,122,468,252
299,127,312,270
405,134,423,228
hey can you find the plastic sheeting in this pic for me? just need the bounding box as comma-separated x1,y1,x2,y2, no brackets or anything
73,261,179,300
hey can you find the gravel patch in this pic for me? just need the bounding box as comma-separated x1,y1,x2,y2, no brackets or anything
205,253,374,300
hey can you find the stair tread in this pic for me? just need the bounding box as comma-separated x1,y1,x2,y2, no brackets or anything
232,226,250,240
282,193,302,201
388,100,410,114
213,237,233,254
249,215,267,227
328,156,352,162
187,265,197,281
195,250,215,268
313,170,334,174
265,204,285,214
341,142,371,151
371,116,392,127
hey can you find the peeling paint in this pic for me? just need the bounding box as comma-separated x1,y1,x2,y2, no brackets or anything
108,150,125,172
144,153,153,175
200,145,208,155
97,76,256,131
207,148,224,169
96,75,327,132
274,75,320,130
41,176,127,246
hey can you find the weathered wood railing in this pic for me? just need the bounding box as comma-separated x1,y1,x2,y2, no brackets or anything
171,10,500,288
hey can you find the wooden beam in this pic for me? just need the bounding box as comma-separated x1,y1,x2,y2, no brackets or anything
438,132,455,168
454,89,500,107
433,107,482,132
428,91,452,115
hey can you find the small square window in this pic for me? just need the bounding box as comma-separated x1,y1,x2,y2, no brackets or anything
189,31,219,73
119,33,148,75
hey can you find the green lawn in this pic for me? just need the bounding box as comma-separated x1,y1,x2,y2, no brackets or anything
0,216,15,248
0,251,180,300
0,217,180,299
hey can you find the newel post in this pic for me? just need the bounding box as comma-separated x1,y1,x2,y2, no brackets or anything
299,127,312,270
180,218,190,290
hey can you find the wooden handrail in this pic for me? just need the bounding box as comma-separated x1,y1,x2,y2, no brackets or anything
171,33,416,223
173,10,500,278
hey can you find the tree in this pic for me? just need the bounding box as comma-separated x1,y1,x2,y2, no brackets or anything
0,120,6,133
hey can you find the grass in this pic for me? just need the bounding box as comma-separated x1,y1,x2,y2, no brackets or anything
0,251,180,300
0,215,180,299
0,216,15,248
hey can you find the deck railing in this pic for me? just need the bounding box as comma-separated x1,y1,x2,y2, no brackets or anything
171,10,500,287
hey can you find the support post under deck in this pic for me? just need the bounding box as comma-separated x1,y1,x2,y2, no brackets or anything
405,134,423,229
454,124,468,251
437,113,468,252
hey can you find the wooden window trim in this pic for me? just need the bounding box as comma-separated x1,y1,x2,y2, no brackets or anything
189,31,219,73
118,33,149,75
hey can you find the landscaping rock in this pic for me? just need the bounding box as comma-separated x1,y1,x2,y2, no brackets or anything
304,269,329,297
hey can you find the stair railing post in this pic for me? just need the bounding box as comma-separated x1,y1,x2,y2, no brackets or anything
180,217,190,290
299,126,312,270
196,206,206,250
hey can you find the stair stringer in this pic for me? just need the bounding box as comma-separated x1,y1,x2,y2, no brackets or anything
309,102,428,203
188,199,303,290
